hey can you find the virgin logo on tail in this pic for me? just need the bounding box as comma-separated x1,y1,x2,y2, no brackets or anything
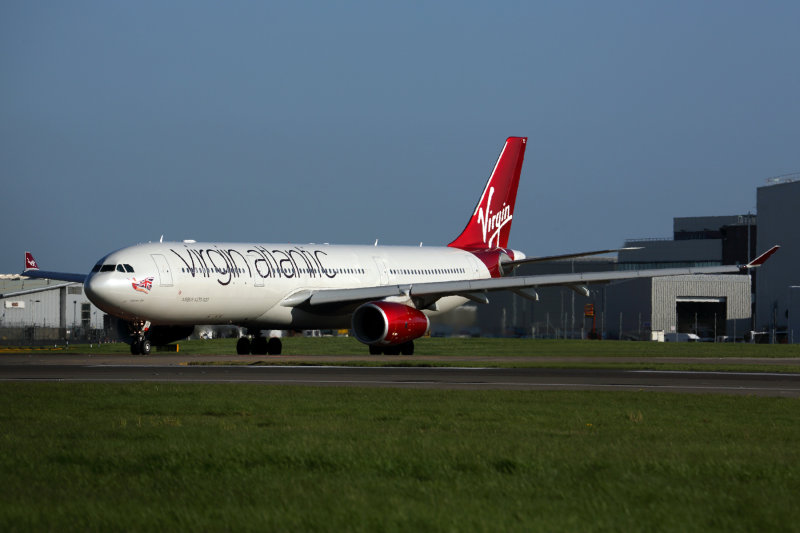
25,252,38,270
449,137,526,250
476,187,512,248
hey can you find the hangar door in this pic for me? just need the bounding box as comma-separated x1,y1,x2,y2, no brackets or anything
676,297,726,339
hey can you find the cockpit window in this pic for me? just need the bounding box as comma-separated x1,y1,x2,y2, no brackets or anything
123,264,134,273
116,264,125,272
91,263,102,273
100,264,116,272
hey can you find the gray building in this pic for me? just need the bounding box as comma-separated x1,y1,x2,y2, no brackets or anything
606,274,751,341
621,214,756,269
473,214,759,341
0,275,106,345
606,215,757,340
756,178,800,341
471,257,617,339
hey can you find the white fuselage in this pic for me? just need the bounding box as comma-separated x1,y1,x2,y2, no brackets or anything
84,241,493,329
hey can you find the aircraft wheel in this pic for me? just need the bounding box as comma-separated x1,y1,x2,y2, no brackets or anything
368,345,382,355
267,337,282,355
130,342,141,355
236,337,251,355
400,341,414,356
252,336,268,356
384,346,401,356
140,339,151,355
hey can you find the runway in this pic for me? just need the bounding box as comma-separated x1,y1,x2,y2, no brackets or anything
2,356,800,396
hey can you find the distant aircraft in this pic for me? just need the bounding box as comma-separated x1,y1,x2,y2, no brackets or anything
21,137,779,355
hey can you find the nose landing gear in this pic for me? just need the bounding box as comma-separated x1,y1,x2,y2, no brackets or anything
129,320,152,355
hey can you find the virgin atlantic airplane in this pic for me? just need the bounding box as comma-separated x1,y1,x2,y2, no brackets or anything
21,137,778,355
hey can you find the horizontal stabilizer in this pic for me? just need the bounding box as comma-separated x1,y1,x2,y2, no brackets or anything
502,247,642,268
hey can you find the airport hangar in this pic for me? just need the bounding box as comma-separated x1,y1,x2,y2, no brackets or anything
463,215,756,342
0,275,107,345
466,176,800,342
2,177,798,344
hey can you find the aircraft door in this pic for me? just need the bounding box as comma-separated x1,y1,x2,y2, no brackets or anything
373,257,389,285
468,255,483,277
247,253,264,287
150,254,173,287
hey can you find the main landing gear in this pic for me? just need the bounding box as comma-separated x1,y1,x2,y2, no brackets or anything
237,331,282,355
129,320,152,355
368,341,414,356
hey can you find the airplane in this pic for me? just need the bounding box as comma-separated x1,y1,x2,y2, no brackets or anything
20,137,779,355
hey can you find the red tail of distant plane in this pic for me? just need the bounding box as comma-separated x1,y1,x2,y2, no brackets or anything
25,252,39,270
448,136,527,250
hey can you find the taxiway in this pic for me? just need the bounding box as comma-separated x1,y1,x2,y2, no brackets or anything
1,354,799,396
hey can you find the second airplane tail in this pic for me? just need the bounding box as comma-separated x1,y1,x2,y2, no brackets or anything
448,137,527,250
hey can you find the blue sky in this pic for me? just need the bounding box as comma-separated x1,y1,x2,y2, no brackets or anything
2,1,799,274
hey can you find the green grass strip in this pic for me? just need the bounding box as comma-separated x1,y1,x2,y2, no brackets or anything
8,337,800,358
1,383,799,531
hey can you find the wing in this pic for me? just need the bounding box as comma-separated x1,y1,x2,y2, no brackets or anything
21,252,87,283
0,282,78,299
281,245,780,311
22,270,86,283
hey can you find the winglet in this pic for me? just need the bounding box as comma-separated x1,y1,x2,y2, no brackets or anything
24,252,39,271
741,245,780,271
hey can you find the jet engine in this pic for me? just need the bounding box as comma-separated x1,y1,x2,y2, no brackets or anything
351,301,430,346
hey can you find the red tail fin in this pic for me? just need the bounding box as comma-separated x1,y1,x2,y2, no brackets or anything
25,252,39,270
448,137,527,250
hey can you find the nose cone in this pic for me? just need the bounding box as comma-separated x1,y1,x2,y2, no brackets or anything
84,273,111,310
85,273,131,317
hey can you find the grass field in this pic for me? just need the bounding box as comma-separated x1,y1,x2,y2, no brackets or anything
6,336,800,359
5,337,800,373
1,383,800,531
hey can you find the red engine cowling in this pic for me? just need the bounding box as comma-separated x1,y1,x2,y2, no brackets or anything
351,301,430,346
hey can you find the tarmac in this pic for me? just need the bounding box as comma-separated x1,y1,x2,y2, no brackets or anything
2,353,800,396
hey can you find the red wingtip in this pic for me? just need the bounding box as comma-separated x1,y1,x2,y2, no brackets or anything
24,252,39,270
